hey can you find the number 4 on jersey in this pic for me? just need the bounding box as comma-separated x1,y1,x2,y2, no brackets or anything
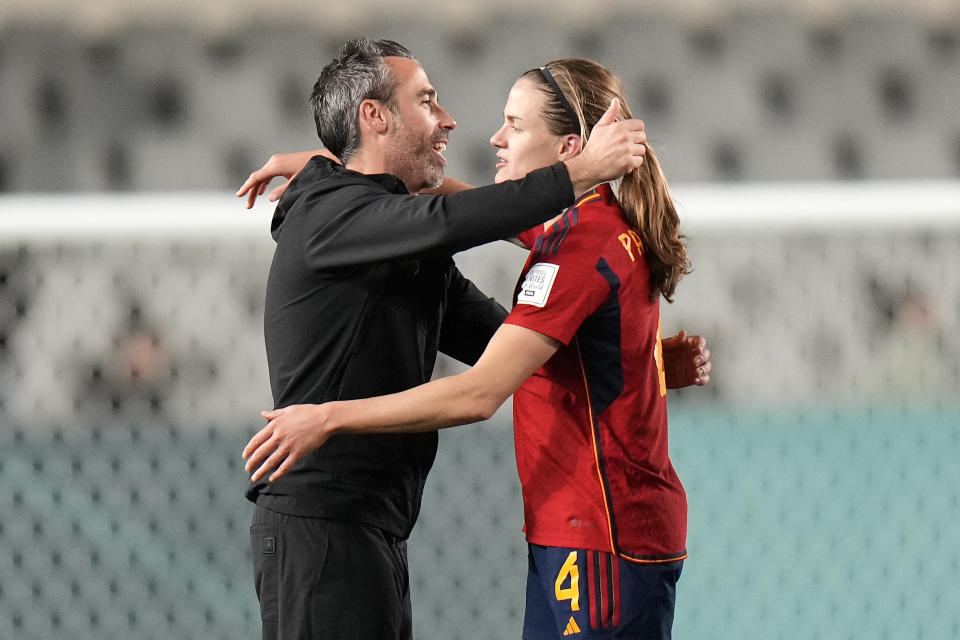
555,551,581,611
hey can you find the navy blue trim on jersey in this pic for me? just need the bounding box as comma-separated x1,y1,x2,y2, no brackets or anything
531,201,584,258
545,228,569,257
580,258,624,417
572,257,626,557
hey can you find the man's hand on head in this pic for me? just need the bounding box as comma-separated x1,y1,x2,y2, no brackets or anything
564,99,646,196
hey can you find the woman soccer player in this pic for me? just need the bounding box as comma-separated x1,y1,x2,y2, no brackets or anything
244,58,710,639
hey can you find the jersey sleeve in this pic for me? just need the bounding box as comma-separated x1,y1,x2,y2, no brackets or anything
503,233,612,346
516,226,542,250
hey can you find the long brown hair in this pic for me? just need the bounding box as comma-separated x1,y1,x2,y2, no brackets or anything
522,59,690,302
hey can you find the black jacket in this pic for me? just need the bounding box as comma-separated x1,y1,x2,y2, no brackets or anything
246,157,575,538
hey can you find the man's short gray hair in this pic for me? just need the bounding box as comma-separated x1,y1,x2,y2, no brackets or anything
310,38,416,163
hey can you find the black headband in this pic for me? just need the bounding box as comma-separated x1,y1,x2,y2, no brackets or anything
539,66,580,135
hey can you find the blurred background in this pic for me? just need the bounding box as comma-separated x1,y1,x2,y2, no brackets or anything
1,1,959,638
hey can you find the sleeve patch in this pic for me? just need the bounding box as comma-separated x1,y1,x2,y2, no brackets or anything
516,262,559,308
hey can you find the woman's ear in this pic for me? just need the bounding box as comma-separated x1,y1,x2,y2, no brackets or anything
558,134,583,161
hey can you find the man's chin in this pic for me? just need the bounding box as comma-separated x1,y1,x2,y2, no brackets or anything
407,173,444,194
424,168,444,191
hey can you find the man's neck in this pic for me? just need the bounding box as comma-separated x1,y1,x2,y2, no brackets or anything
345,149,388,177
346,151,419,194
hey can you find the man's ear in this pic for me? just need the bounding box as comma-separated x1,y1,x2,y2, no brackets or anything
557,134,583,161
358,99,390,136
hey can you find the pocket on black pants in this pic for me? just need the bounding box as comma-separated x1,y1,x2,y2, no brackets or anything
250,509,280,635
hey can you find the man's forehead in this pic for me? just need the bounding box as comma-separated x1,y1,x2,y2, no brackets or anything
385,56,433,93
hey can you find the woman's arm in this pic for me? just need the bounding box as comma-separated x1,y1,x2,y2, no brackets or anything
243,324,561,482
236,149,336,208
237,149,475,206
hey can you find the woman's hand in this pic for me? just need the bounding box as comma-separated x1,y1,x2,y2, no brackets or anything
236,149,339,209
662,330,711,388
242,404,337,483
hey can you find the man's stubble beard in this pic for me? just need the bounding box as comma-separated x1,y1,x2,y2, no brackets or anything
387,112,444,193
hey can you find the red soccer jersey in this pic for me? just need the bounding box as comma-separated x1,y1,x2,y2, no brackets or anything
504,184,687,563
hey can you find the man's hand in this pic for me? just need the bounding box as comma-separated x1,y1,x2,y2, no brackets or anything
236,150,338,209
564,99,647,196
242,404,336,483
663,331,711,389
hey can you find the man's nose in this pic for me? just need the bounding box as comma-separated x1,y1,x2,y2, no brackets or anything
439,107,456,130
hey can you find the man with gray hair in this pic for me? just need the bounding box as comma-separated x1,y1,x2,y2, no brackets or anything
241,38,647,640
